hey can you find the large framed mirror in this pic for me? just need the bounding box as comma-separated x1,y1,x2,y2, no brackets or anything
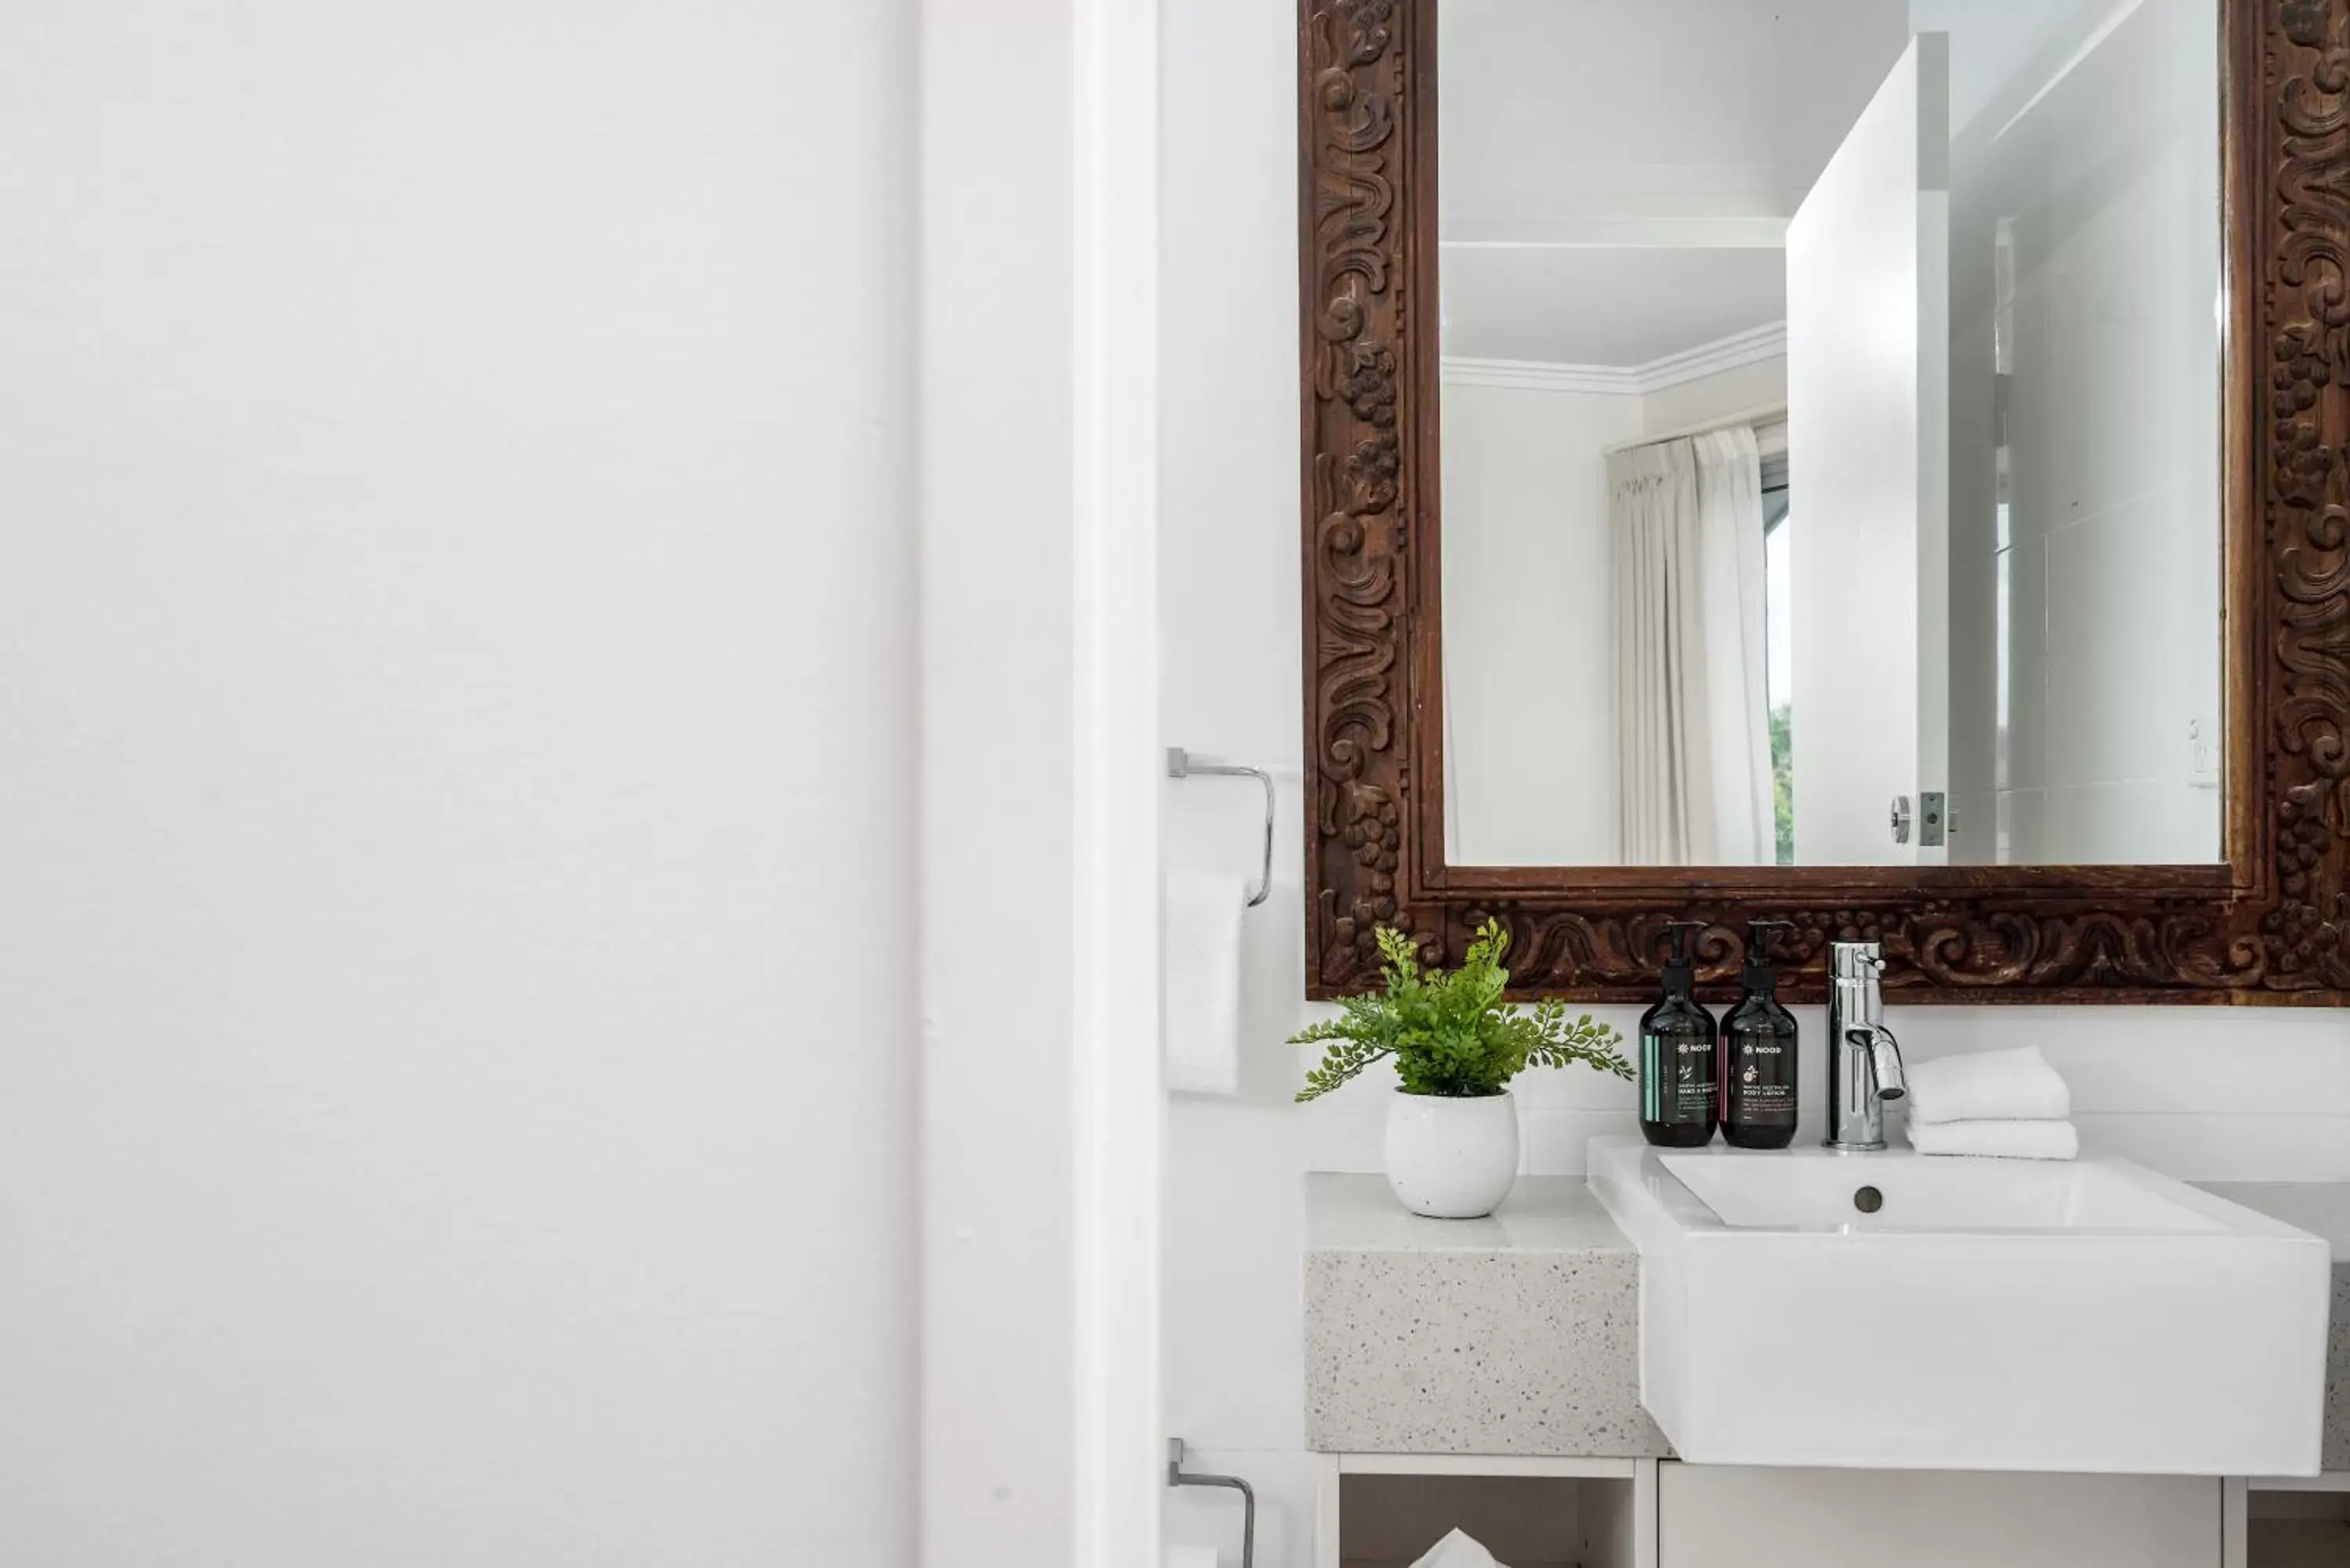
1299,0,2349,1003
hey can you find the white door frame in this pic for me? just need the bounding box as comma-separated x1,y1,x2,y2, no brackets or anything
917,2,1162,1564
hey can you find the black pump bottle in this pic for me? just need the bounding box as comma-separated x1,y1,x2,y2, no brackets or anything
1639,921,1718,1147
1722,919,1800,1150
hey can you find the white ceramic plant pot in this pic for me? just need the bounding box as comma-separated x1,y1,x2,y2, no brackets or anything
1383,1089,1520,1219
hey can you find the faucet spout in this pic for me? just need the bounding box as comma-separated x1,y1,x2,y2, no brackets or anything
1852,1024,1906,1104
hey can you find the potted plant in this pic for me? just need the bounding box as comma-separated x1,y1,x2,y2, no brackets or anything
1290,919,1630,1218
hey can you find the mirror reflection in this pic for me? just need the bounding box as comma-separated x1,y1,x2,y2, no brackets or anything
1437,0,2224,869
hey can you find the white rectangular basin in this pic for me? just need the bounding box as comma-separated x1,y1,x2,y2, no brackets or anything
1588,1136,2331,1475
1658,1147,2229,1235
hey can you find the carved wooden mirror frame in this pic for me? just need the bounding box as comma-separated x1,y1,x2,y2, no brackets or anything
1300,0,2350,1004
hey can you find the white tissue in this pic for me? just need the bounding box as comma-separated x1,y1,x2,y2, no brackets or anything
1409,1526,1513,1568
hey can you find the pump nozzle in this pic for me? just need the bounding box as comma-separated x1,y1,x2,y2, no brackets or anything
1741,919,1795,993
1660,920,1707,994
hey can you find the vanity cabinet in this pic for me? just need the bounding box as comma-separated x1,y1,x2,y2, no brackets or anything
1657,1465,2218,1568
1303,1172,2345,1566
1318,1458,2252,1568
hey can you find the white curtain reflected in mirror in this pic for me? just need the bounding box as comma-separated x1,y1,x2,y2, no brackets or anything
1609,427,1770,865
1437,0,2223,869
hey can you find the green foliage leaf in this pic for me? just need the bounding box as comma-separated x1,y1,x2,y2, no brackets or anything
1285,919,1632,1101
1771,702,1795,866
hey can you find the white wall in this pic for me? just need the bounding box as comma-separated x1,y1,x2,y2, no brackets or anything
921,0,1166,1560
0,6,915,1564
1441,381,1641,865
1161,5,2350,1566
1945,0,2222,864
1440,363,1786,870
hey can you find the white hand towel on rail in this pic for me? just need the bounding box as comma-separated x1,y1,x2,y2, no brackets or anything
1905,1117,2079,1161
1902,1044,2072,1125
1164,870,1246,1096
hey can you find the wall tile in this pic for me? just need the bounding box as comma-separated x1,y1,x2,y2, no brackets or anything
1996,785,2045,862
2045,777,2221,865
1947,543,2000,800
2044,490,2194,793
2002,538,2048,792
2073,1113,2350,1183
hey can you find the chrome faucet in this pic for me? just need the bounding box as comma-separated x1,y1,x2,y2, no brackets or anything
1824,941,1907,1151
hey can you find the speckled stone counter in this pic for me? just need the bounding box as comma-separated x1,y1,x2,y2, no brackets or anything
1303,1172,1667,1457
2200,1182,2350,1472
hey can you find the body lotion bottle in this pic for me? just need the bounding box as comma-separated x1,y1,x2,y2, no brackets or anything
1722,919,1799,1150
1639,921,1717,1147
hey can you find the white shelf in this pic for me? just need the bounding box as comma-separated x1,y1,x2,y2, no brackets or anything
1320,1458,1657,1568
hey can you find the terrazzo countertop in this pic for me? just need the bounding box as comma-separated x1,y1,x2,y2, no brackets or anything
1302,1173,1668,1458
2200,1182,2350,1472
1306,1170,2350,1465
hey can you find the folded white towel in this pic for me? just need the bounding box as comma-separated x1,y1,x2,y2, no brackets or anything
1905,1117,2079,1161
1902,1045,2072,1125
1163,870,1246,1096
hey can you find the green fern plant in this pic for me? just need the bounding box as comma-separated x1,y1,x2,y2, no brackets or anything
1289,919,1630,1101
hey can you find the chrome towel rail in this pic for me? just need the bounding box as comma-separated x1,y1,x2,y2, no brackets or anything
1168,1438,1256,1568
1166,747,1274,908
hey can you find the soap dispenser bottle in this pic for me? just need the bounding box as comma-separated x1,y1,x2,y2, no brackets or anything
1639,921,1718,1147
1723,919,1799,1150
